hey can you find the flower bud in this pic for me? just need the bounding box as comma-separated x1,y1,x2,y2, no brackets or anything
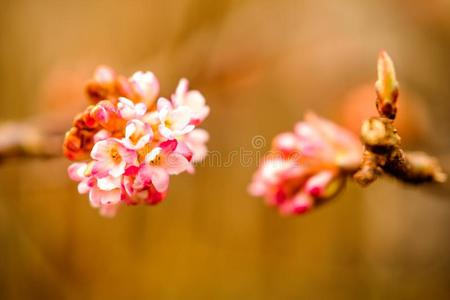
375,50,399,119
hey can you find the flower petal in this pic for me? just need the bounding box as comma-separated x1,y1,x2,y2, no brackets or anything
151,167,170,192
68,163,87,181
91,139,112,160
145,147,162,163
97,176,121,191
169,106,192,130
164,153,189,175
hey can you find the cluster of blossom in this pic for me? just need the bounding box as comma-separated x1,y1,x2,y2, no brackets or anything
248,113,362,215
64,66,209,217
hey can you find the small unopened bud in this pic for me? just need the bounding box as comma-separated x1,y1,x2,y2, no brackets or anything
93,65,116,84
86,66,118,103
375,51,399,119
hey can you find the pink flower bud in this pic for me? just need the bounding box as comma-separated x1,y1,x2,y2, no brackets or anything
249,113,361,216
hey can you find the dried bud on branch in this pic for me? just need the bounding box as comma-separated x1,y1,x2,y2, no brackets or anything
354,51,446,186
250,50,446,217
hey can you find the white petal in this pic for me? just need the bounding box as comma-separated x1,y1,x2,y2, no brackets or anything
169,106,192,130
158,124,175,139
145,147,162,163
109,161,126,177
97,176,121,191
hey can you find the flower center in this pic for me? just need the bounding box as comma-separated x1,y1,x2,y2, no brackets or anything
164,119,172,128
110,148,122,163
150,154,163,166
130,132,141,144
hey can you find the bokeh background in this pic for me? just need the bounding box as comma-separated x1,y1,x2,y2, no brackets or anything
1,0,450,299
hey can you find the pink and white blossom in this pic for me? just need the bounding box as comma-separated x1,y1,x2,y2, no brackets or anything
91,138,137,178
123,119,153,150
249,113,361,216
157,97,195,138
67,69,209,217
172,78,210,124
129,71,160,105
145,140,190,175
117,97,147,120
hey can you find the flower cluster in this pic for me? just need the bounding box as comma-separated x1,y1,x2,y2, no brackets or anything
64,66,209,217
248,113,362,215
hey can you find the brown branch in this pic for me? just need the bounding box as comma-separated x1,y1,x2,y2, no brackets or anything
0,121,62,162
353,51,446,186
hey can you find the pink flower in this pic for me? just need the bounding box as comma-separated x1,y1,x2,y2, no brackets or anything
91,138,137,178
135,164,170,194
249,113,361,215
68,162,121,217
145,139,190,175
123,119,153,150
68,162,96,194
117,97,147,120
129,71,160,105
293,113,361,170
89,176,122,206
157,98,195,138
172,79,210,125
121,165,168,205
66,67,209,217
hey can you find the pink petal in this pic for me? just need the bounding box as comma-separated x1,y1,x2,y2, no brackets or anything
130,71,160,103
304,171,334,197
122,175,135,198
78,177,95,194
91,139,112,160
175,141,193,161
92,160,113,178
68,163,87,181
160,139,178,154
99,203,119,218
146,188,165,205
89,187,120,207
164,153,189,175
185,91,206,111
273,132,299,154
117,144,138,165
150,167,170,192
157,97,172,111
280,193,313,215
109,161,126,177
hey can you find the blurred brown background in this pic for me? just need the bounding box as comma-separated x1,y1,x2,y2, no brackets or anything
1,0,450,299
